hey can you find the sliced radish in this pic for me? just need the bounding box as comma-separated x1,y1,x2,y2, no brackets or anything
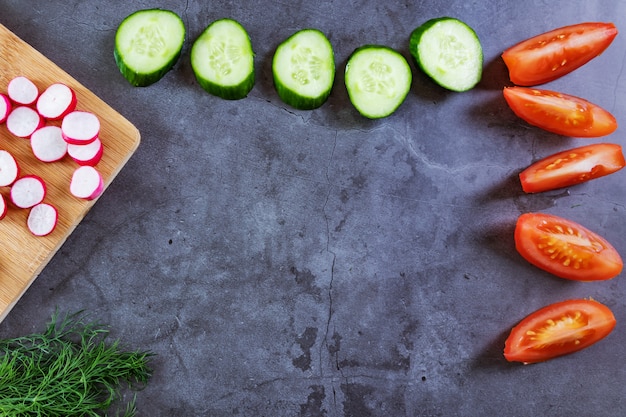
0,194,7,220
0,93,11,123
27,202,58,236
10,175,46,208
6,106,44,138
36,83,77,120
0,150,20,186
70,166,103,200
67,138,103,166
61,111,100,144
7,76,39,106
30,126,68,162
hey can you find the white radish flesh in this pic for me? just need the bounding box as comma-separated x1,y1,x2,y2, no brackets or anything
67,138,103,166
0,93,11,123
61,111,100,144
7,76,39,106
10,175,46,208
36,83,77,120
30,126,68,162
6,106,44,138
70,166,103,200
0,150,20,186
0,194,7,220
27,202,58,236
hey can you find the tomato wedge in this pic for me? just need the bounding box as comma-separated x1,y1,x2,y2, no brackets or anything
515,212,623,281
520,143,625,193
504,299,616,364
503,87,617,137
502,22,618,86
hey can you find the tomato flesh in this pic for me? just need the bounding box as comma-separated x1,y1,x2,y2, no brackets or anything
502,22,618,86
503,87,617,137
515,212,623,281
504,299,616,364
520,143,625,193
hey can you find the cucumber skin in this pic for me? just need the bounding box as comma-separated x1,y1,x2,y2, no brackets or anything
273,77,331,111
409,17,482,92
272,29,335,110
345,45,412,119
196,71,255,100
114,9,185,87
191,19,255,100
114,46,183,87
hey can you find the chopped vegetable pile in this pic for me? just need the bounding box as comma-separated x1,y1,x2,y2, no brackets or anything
0,76,106,236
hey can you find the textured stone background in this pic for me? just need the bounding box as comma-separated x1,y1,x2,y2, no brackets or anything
2,1,626,416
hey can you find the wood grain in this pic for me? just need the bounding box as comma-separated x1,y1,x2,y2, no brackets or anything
0,24,140,323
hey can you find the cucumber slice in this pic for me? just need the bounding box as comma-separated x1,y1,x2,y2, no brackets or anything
191,18,255,100
344,45,412,119
272,29,335,110
409,17,483,92
114,9,185,87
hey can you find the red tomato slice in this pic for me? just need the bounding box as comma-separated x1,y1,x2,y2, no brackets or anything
515,212,623,281
504,299,616,364
503,87,617,137
520,143,625,193
502,22,618,86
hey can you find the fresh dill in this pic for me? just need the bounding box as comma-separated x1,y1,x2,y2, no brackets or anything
0,310,154,417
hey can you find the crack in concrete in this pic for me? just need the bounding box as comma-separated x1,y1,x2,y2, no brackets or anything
612,47,626,112
321,130,341,414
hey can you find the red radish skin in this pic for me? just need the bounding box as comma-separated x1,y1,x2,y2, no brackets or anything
10,175,46,208
0,150,20,186
7,76,39,106
67,138,103,166
27,202,58,236
0,93,11,123
0,194,7,220
30,126,68,162
61,111,100,144
6,106,44,138
70,166,103,200
36,83,77,120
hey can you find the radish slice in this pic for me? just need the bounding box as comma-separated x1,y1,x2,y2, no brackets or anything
6,106,44,138
67,138,103,166
0,93,11,123
7,76,39,106
30,126,68,162
27,202,58,236
10,175,46,208
0,194,7,220
70,166,103,200
36,83,77,120
61,111,100,144
0,150,19,186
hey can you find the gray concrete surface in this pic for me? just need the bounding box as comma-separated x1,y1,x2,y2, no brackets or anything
2,1,626,416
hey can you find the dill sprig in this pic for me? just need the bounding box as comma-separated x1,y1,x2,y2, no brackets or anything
0,310,154,417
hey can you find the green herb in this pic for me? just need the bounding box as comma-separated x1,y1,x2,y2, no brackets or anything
0,310,154,417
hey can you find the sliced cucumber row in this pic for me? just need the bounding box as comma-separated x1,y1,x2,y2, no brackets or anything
114,10,483,115
409,17,483,92
272,29,335,110
191,18,255,100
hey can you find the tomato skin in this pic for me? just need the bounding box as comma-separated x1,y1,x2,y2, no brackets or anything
502,22,618,86
520,143,625,193
515,212,623,281
504,299,616,364
503,87,617,137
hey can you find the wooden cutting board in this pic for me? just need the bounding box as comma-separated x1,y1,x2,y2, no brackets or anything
0,24,140,323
